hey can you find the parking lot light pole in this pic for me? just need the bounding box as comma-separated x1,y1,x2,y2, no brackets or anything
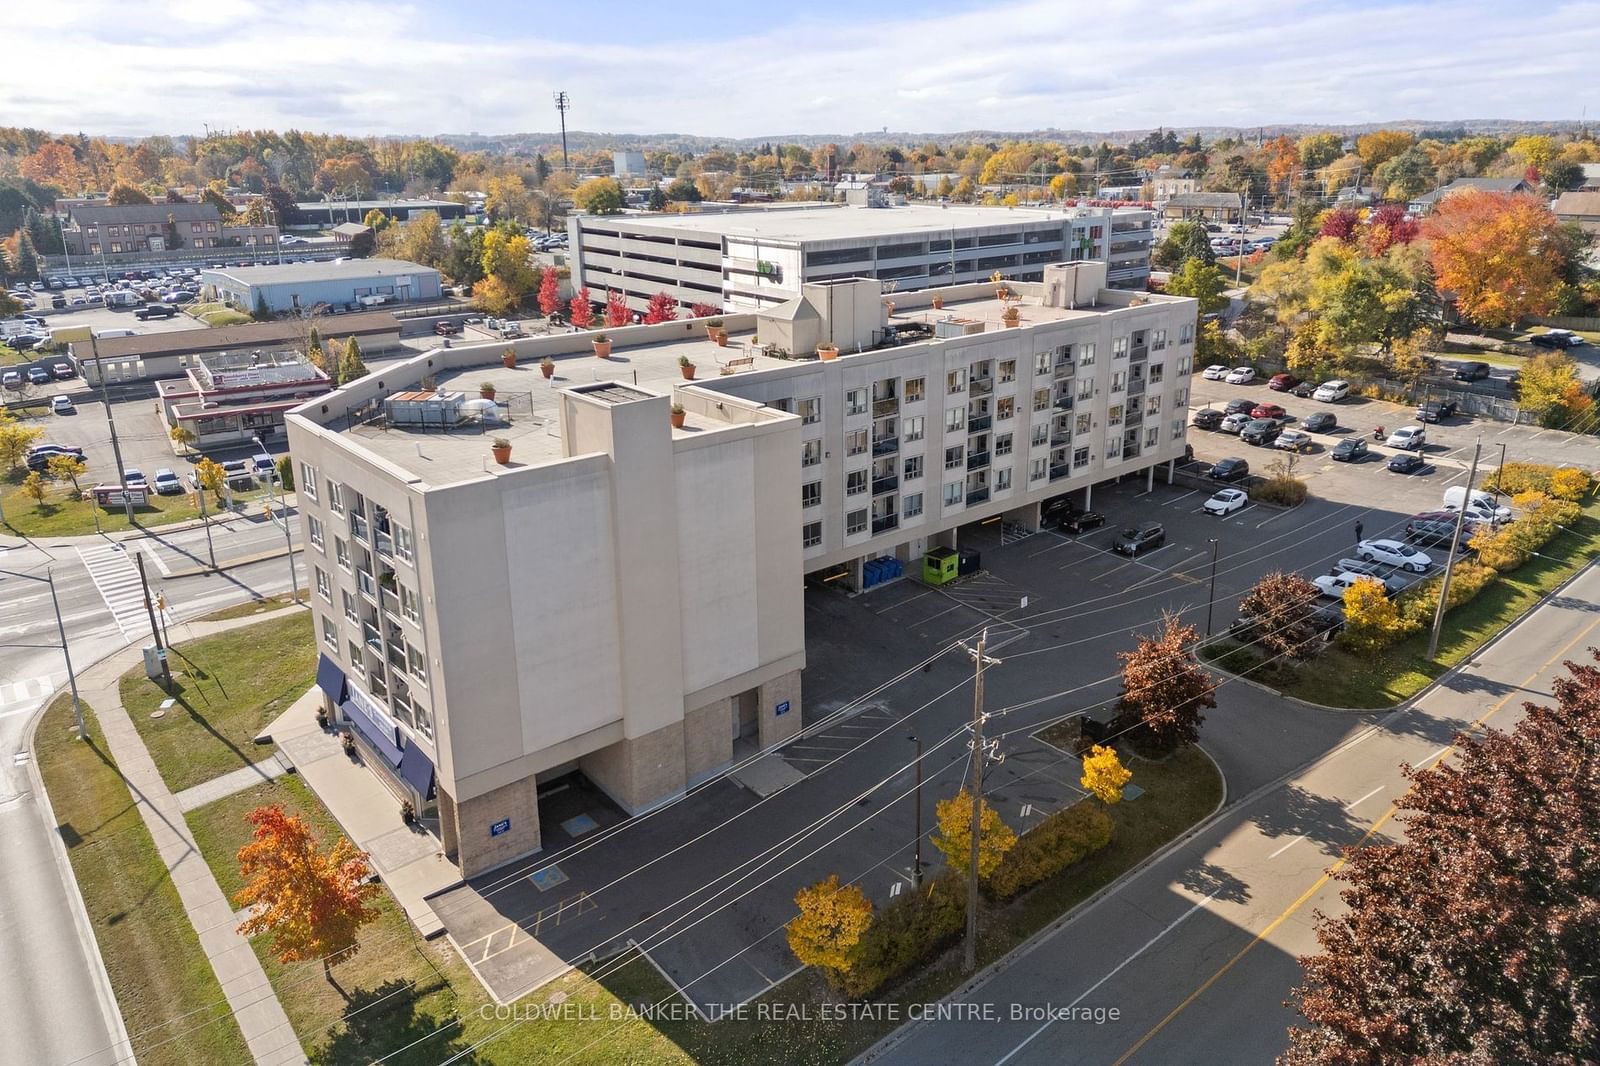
1,567,87,739
254,436,298,603
1428,439,1483,660
908,733,923,889
88,334,135,523
1206,538,1220,636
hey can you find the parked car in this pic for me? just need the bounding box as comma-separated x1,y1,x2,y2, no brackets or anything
1191,409,1224,430
1358,538,1432,572
433,319,464,336
1453,361,1491,382
1415,400,1459,423
1058,511,1106,534
1210,457,1251,481
49,395,73,414
1202,364,1229,380
1301,411,1337,433
1,370,22,389
1223,398,1255,416
1386,425,1426,450
1388,452,1426,474
1442,486,1512,522
1312,379,1350,402
152,469,183,495
27,367,49,386
1289,380,1317,398
1203,488,1248,515
1240,418,1282,445
51,361,74,379
123,467,147,486
1406,511,1484,547
1219,412,1251,434
1267,373,1300,392
1530,330,1582,349
1114,523,1166,555
1223,366,1257,384
1331,438,1369,462
1313,572,1372,600
134,303,178,320
1250,402,1286,420
1274,429,1315,453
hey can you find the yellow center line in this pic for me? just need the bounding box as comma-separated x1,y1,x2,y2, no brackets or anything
1110,607,1600,1066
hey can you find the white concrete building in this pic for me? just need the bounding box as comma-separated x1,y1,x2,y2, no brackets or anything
612,150,647,177
567,202,1154,315
285,262,1194,877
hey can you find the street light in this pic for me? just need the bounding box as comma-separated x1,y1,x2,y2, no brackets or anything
907,733,924,889
253,436,299,603
0,567,86,739
1205,538,1220,636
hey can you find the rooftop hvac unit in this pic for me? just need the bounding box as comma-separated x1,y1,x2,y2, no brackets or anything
384,389,465,427
933,317,987,339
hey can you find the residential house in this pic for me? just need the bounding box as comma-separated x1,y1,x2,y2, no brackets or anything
1552,191,1600,234
1409,177,1533,215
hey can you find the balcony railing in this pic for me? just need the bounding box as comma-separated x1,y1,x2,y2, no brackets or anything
387,645,407,671
871,436,899,457
872,397,899,418
966,487,990,506
872,474,899,495
1054,395,1074,411
1130,346,1148,363
356,569,376,601
1049,431,1072,446
872,514,899,535
1125,408,1144,427
350,512,369,543
1053,360,1075,378
966,451,990,470
1050,463,1072,480
966,414,992,432
969,378,994,396
374,530,394,557
1128,377,1146,396
379,585,401,620
362,621,382,651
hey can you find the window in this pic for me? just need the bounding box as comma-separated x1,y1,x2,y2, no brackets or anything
802,439,822,467
944,445,963,470
1152,328,1168,351
1172,418,1185,440
308,515,324,550
1114,337,1129,359
348,642,366,678
1077,377,1094,401
1076,412,1092,435
802,481,821,508
1032,388,1049,412
1074,446,1090,468
803,521,822,548
905,377,925,403
1030,458,1047,481
206,222,217,233
300,463,318,498
327,481,344,514
846,509,868,536
904,415,924,442
394,525,413,564
401,584,420,623
1055,343,1073,363
996,468,1012,491
1175,386,1188,406
947,367,967,394
998,359,1016,383
1108,404,1124,426
109,242,122,254
1149,363,1165,384
315,566,331,602
1032,351,1050,376
322,615,338,648
1178,355,1192,375
408,646,428,686
1078,343,1096,367
335,537,351,572
904,455,923,480
995,432,1013,456
846,470,868,496
798,397,820,424
1027,424,1045,447
903,492,923,519
997,396,1015,421
1146,427,1160,447
943,481,963,506
1180,323,1195,344
846,388,868,416
342,590,358,625
1111,370,1127,393
846,429,867,456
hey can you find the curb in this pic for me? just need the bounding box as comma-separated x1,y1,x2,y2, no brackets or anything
165,544,300,580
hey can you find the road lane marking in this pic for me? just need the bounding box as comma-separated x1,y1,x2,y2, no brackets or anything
1267,834,1305,859
1344,786,1383,810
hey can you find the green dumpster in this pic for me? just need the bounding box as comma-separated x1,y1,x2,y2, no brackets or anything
923,547,959,586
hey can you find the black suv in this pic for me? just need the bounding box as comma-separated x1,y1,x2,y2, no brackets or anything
1210,457,1250,481
1406,510,1484,547
1453,361,1491,381
1223,398,1255,416
1114,523,1166,556
1415,400,1458,423
1191,409,1223,430
1240,418,1282,446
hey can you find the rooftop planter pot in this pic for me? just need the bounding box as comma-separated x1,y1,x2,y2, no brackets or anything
706,318,727,346
540,356,555,379
491,437,512,464
678,354,696,380
501,347,517,369
593,333,612,358
670,403,686,429
818,342,839,361
480,382,496,400
1001,305,1021,327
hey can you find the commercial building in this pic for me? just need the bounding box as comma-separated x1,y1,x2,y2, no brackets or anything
567,202,1154,315
612,150,647,177
203,258,443,314
286,261,1196,877
158,349,332,449
60,202,278,257
1160,192,1245,223
292,198,467,226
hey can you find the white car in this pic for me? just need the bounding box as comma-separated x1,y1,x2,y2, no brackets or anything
1203,488,1248,515
50,395,73,414
1312,380,1350,402
1386,425,1426,451
1219,412,1251,434
1358,538,1433,573
1313,572,1369,599
1202,364,1229,380
1223,366,1256,384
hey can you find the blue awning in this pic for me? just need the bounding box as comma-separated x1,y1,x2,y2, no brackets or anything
316,654,347,704
341,694,404,766
398,741,436,801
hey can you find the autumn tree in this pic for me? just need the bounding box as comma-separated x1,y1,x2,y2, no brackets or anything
304,339,329,374
1338,577,1409,653
0,418,45,469
20,470,48,509
537,268,562,318
568,287,594,328
1080,745,1131,805
1516,352,1593,428
361,208,390,232
336,337,368,385
1237,571,1321,660
479,228,536,298
1355,130,1415,170
785,874,872,979
1151,220,1214,270
1422,190,1564,328
47,453,87,492
642,291,677,325
1114,613,1216,755
471,276,516,317
235,805,380,990
604,289,630,328
932,790,1016,879
1284,652,1600,1064
572,177,624,215
106,181,153,205
195,457,227,504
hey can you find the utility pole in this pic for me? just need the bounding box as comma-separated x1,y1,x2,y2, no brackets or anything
1428,439,1483,659
1205,537,1220,636
88,334,135,524
908,733,923,888
963,628,1002,974
195,470,216,569
553,92,571,172
135,550,170,685
255,436,298,602
1491,442,1508,503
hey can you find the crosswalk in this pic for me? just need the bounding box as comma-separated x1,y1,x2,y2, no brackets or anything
0,674,58,722
75,543,153,639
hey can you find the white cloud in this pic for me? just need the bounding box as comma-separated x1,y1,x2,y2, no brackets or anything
5,0,1598,137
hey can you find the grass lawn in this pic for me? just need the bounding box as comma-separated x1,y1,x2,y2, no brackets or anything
195,588,310,622
2,469,203,537
121,611,316,793
1209,499,1600,709
0,342,26,365
188,302,253,328
185,745,1218,1065
34,693,250,1066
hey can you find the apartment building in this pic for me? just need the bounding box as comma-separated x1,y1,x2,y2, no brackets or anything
286,261,1194,877
567,202,1154,315
61,202,278,256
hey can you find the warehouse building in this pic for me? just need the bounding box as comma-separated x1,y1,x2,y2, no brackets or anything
286,260,1195,877
566,202,1154,315
203,259,443,314
292,198,466,226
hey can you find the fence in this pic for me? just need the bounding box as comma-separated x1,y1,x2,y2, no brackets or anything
1524,315,1600,332
1368,377,1529,424
42,243,344,278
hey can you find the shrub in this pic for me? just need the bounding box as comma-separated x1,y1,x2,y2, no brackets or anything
986,802,1115,902
837,871,967,999
1248,476,1309,507
1400,561,1499,629
1549,467,1593,501
1484,461,1594,500
1339,577,1410,653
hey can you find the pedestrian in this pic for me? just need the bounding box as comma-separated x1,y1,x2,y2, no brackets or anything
1354,520,1364,545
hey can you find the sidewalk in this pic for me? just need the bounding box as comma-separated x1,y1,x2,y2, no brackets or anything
77,611,308,1066
264,690,460,939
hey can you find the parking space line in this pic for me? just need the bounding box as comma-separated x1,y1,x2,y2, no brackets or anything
1162,490,1199,507
1255,509,1292,528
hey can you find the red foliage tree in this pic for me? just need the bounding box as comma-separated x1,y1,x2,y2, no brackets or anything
1114,613,1216,754
1317,208,1360,242
537,268,562,318
688,302,718,318
604,289,630,328
568,286,594,328
642,291,678,325
1284,652,1600,1064
1360,203,1420,257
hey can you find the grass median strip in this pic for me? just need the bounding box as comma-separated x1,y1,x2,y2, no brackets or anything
1,470,202,538
121,611,316,793
34,693,250,1066
194,588,309,622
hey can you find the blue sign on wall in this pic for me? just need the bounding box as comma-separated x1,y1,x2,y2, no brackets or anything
490,818,511,837
775,701,791,716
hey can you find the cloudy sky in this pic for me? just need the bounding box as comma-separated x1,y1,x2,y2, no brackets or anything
6,0,1598,138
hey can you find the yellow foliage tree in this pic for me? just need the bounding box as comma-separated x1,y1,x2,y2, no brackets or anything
473,276,518,316
169,423,197,454
0,419,46,470
46,453,87,492
21,470,49,508
1080,744,1132,805
1338,577,1411,653
1548,467,1592,501
785,874,873,976
932,789,1016,879
195,457,227,504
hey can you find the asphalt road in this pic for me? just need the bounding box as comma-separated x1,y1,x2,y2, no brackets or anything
0,516,302,1066
865,561,1600,1066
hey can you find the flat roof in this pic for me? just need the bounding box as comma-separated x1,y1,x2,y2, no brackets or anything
80,310,401,359
202,258,438,286
578,203,1151,244
294,198,461,211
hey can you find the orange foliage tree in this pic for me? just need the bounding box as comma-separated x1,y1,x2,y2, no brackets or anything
234,805,380,990
1422,191,1564,328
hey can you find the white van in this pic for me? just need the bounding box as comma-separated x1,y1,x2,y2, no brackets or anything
1442,486,1511,522
93,328,138,339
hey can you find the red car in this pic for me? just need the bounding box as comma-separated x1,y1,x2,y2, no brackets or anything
1251,402,1286,420
1268,373,1301,391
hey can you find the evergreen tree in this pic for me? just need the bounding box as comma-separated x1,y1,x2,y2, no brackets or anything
336,337,368,385
13,231,39,280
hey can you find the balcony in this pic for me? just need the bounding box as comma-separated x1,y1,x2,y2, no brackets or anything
1128,377,1146,396
379,585,401,620
356,568,377,601
872,396,899,418
387,645,407,671
1125,408,1144,427
872,474,899,495
1130,345,1148,363
362,621,382,652
350,511,369,543
374,529,394,558
969,378,994,397
871,435,899,457
1053,360,1074,379
1050,463,1072,481
966,414,992,433
1053,395,1074,411
965,487,990,506
1049,430,1072,446
966,451,990,470
872,514,899,535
